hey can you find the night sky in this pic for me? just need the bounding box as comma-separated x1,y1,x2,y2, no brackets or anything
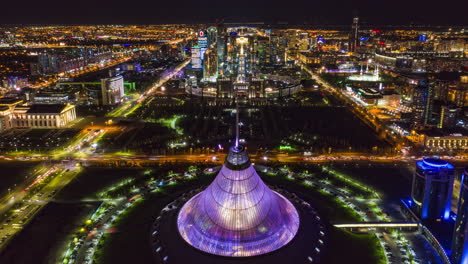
0,0,466,25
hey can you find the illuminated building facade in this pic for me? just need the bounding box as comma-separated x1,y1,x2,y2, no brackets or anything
452,168,468,264
411,158,455,220
425,134,468,151
101,76,124,105
177,145,300,257
0,99,22,132
11,104,76,128
297,52,321,65
191,46,202,69
412,79,434,128
0,103,76,132
350,17,359,52
0,106,13,132
206,26,218,47
438,105,460,129
217,25,226,74
203,49,218,80
186,76,301,99
186,33,301,99
269,35,287,65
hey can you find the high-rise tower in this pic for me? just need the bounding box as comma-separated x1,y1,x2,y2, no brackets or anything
216,23,226,75
412,79,434,128
350,17,359,52
452,168,468,264
411,158,455,220
438,105,460,129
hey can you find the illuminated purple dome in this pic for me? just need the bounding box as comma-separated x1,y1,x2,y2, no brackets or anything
177,146,300,257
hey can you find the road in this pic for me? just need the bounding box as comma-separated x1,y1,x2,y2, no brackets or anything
298,61,402,147
29,56,132,89
107,58,190,118
0,53,464,262
1,152,468,166
0,166,49,215
0,58,194,252
64,153,468,167
0,167,81,250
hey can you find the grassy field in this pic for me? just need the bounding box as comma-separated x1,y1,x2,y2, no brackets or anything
0,162,40,197
0,164,405,264
96,166,386,264
0,202,96,264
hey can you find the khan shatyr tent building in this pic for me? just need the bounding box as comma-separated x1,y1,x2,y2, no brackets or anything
177,145,300,257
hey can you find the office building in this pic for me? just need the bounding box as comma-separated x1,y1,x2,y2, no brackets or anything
411,158,455,220
438,105,460,129
101,76,124,105
203,49,218,81
452,168,468,264
412,79,434,128
206,26,218,47
191,46,202,69
216,27,226,75
350,17,359,52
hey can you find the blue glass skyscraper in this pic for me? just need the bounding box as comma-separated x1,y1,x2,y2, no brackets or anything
452,168,468,264
411,79,434,128
411,158,455,220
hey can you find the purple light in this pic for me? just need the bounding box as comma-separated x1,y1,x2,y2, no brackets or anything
177,148,299,257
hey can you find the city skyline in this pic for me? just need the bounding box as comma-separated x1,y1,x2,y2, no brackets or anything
0,15,466,264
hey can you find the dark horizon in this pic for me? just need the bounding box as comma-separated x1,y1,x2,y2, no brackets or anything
1,0,467,25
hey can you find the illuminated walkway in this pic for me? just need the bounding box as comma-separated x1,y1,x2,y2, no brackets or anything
334,221,420,232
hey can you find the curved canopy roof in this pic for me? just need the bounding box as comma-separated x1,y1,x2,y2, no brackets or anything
177,146,299,257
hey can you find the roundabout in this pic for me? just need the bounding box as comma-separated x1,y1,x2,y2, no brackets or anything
151,186,327,264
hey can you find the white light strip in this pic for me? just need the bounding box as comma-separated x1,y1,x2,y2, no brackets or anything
334,223,419,228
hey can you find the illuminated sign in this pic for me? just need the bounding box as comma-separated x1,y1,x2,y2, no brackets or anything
198,31,209,60
198,37,208,48
279,145,293,150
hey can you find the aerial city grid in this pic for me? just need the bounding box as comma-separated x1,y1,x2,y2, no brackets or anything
0,9,466,264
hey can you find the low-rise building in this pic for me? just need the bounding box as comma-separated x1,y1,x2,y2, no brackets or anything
424,131,468,151
0,103,76,132
297,52,321,64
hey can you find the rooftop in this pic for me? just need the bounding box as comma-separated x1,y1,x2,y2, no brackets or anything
26,104,74,114
0,98,22,106
0,106,10,112
416,158,455,170
424,127,467,137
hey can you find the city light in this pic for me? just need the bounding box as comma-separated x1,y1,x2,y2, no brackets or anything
0,19,465,264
